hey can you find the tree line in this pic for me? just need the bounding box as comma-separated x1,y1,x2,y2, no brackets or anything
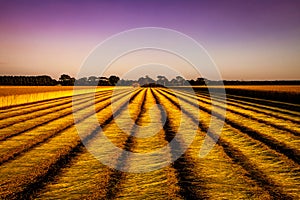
0,75,207,86
0,74,120,86
0,74,299,86
0,75,57,86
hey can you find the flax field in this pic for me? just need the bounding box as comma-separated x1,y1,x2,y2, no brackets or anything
0,86,299,199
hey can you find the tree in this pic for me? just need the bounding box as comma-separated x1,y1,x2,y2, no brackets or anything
170,78,177,86
76,77,88,85
98,77,110,86
59,74,74,86
188,79,195,85
137,75,155,86
87,76,98,85
0,75,57,86
157,75,169,86
117,79,134,86
109,75,120,86
195,78,206,85
59,74,71,82
176,76,185,86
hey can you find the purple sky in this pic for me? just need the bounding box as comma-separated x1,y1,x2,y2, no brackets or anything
0,0,300,80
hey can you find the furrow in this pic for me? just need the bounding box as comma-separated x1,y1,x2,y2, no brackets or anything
111,88,182,200
153,89,271,199
199,90,300,116
0,90,112,126
158,88,300,199
0,89,132,165
197,92,300,124
33,89,146,199
0,89,129,141
0,89,97,113
152,89,206,199
176,90,300,136
104,89,147,200
163,89,300,165
0,89,142,199
0,87,120,114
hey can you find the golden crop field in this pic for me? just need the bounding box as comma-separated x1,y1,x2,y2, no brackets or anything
0,86,299,199
0,86,115,108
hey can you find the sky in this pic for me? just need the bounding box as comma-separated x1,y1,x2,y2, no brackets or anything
0,0,300,80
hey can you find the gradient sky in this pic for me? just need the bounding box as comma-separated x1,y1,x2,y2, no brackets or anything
0,0,300,80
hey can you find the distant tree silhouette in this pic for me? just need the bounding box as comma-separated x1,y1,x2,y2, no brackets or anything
176,76,184,86
196,78,206,85
117,79,135,86
88,76,98,82
109,75,120,86
157,75,164,85
76,77,88,85
169,78,177,86
1,74,299,89
138,75,155,86
157,75,169,86
59,74,71,81
0,75,57,86
59,74,75,86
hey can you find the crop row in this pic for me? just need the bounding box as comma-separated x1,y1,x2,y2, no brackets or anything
0,88,299,199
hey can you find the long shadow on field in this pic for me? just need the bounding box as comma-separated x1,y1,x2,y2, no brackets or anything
161,89,300,165
157,88,294,200
176,90,300,137
0,90,133,167
9,89,143,200
104,89,147,199
152,89,208,200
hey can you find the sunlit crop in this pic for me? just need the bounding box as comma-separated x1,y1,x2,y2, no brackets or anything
0,86,299,199
0,86,115,108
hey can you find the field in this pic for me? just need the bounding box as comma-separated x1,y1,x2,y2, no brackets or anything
0,86,114,108
191,85,300,104
0,86,299,199
194,85,300,93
